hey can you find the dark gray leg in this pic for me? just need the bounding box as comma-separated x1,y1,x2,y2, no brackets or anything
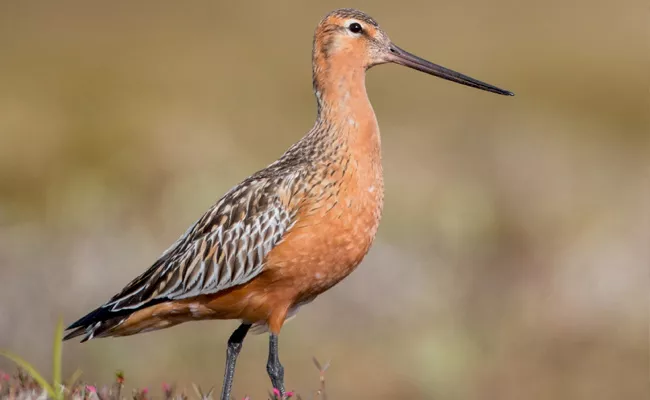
266,333,286,397
220,323,251,400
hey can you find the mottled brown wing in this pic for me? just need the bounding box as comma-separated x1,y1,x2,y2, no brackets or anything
102,177,296,313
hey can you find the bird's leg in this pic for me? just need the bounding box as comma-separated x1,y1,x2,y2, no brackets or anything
220,323,251,400
266,333,286,398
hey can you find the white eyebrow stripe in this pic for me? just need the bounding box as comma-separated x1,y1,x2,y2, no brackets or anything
346,19,362,26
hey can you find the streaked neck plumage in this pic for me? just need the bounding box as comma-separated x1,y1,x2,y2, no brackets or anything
309,41,380,154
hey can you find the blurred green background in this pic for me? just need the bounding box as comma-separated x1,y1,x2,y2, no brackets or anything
0,1,647,399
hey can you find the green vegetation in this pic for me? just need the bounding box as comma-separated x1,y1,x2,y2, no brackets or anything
0,322,330,399
1,319,68,399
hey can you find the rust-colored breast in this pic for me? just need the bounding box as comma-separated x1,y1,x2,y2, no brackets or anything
265,122,384,306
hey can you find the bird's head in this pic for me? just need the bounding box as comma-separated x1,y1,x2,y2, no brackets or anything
313,8,513,96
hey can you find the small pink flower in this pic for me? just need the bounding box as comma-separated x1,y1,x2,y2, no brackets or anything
242,397,250,400
115,370,125,384
273,388,281,398
162,383,171,392
0,371,9,381
142,388,149,394
86,385,97,393
286,391,295,398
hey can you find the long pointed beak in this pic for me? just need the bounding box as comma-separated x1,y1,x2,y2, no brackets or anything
387,44,514,96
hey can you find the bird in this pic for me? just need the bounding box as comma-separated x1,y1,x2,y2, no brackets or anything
64,8,513,400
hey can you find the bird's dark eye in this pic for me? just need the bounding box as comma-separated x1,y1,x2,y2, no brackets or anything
348,22,363,34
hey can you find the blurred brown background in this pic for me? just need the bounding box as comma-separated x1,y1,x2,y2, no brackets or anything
0,1,647,399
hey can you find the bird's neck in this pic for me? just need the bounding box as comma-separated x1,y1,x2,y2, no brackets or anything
311,55,380,157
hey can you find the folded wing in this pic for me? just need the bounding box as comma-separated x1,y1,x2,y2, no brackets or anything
65,176,297,341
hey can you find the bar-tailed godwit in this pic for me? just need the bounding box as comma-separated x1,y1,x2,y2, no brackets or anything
65,8,513,399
